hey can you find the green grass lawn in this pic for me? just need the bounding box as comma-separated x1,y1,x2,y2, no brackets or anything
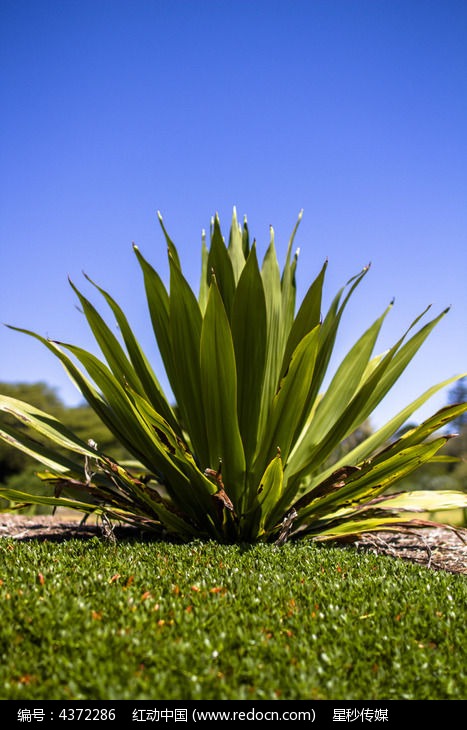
0,536,465,700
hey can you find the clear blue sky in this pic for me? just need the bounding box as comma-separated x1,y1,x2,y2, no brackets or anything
1,0,466,431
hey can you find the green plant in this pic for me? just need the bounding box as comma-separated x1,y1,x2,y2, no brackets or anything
1,539,466,700
1,209,466,542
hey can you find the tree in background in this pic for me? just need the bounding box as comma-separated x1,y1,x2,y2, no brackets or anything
386,378,466,525
0,382,130,512
447,377,467,432
0,382,64,483
443,377,467,499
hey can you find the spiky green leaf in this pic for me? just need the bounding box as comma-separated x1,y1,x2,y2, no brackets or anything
200,278,246,507
231,244,267,468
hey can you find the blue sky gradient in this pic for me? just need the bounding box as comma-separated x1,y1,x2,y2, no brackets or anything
1,0,466,430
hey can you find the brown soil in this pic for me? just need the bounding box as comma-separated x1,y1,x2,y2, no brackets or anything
351,525,467,575
1,511,466,575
